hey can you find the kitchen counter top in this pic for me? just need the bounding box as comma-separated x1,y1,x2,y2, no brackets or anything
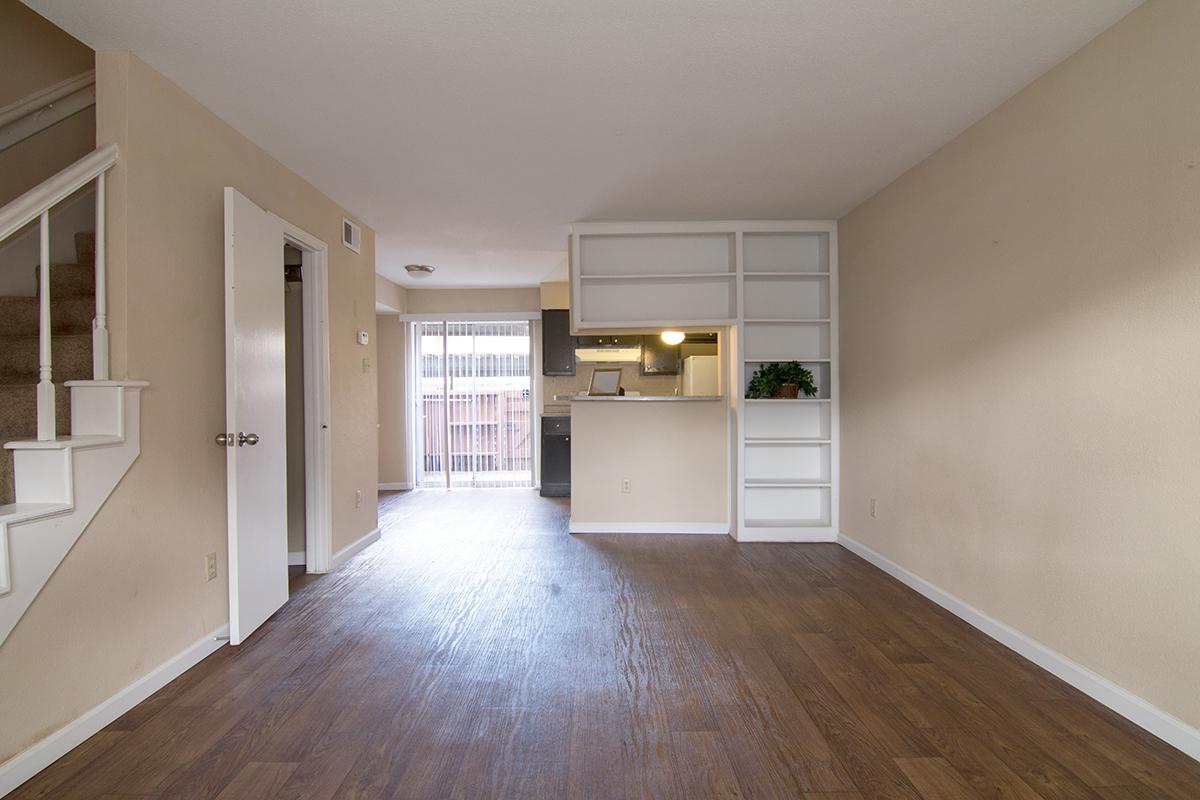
553,394,722,402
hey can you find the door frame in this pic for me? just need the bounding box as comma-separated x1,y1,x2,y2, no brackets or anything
280,219,333,573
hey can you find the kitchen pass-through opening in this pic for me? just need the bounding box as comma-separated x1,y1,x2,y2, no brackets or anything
414,321,534,489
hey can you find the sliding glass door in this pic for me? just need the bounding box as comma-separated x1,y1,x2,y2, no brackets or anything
415,321,533,488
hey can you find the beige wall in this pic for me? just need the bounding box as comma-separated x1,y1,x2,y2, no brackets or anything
376,273,407,313
376,275,408,488
406,286,539,314
839,0,1200,730
377,313,409,487
0,0,95,204
570,401,728,526
0,51,379,762
539,280,569,309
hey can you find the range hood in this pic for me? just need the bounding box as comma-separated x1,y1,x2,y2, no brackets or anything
574,335,643,363
575,345,643,363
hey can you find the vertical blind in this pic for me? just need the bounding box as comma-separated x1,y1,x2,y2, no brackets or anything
416,321,533,489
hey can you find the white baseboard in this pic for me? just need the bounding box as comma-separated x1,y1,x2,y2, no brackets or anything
569,521,730,535
332,527,380,567
838,532,1200,763
0,623,229,797
287,551,305,566
378,482,413,491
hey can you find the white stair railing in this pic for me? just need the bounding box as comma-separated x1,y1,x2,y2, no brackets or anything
0,143,118,439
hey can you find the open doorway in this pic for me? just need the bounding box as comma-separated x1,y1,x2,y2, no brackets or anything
284,245,307,580
282,230,333,578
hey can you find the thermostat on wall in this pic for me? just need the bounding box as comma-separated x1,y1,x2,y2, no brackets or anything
356,330,369,345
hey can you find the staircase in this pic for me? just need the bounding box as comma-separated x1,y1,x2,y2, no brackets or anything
0,233,96,505
0,142,147,646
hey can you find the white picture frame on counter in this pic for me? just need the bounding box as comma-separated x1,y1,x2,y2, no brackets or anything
588,367,622,396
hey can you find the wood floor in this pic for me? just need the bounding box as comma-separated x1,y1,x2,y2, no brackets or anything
11,490,1199,799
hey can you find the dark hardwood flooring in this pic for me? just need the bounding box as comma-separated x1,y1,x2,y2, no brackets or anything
10,490,1199,799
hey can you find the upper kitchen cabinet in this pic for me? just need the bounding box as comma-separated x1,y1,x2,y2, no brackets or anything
541,309,576,376
640,335,680,376
570,223,737,329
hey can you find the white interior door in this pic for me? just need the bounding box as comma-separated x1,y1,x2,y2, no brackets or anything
223,187,288,645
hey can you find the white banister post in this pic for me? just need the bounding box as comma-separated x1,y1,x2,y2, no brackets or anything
37,210,56,441
93,171,109,380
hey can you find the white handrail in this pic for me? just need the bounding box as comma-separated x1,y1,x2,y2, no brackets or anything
0,70,96,154
0,143,117,242
0,70,95,130
0,144,119,435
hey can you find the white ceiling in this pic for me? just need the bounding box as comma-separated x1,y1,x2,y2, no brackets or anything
28,0,1140,288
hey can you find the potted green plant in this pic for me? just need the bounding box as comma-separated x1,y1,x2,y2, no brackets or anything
745,361,818,399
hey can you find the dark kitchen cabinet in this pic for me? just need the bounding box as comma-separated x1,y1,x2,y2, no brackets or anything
641,335,680,375
541,309,576,376
540,416,571,496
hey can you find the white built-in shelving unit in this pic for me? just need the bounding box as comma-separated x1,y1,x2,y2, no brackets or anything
738,225,837,541
570,221,838,542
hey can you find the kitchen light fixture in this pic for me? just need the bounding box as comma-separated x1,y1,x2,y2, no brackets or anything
404,264,436,278
660,330,685,346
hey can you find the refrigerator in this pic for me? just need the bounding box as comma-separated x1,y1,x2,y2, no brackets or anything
682,355,719,396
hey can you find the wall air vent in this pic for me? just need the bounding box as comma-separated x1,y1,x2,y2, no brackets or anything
342,217,362,253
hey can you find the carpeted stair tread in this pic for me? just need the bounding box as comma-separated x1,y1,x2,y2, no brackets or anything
0,332,93,384
34,262,96,298
0,295,95,337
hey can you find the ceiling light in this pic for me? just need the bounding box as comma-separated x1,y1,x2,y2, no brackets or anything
404,264,435,278
661,330,685,346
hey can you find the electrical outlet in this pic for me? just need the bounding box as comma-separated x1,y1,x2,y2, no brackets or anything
621,478,631,494
205,552,218,581
355,489,363,508
869,498,878,519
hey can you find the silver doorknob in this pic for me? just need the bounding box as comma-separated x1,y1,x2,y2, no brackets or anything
238,432,260,447
215,432,234,447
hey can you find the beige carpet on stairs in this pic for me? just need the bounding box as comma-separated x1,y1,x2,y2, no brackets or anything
0,233,95,505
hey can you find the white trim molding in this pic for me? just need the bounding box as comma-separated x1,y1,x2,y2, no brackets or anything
378,482,413,491
0,624,229,797
838,533,1200,763
569,521,730,535
738,527,837,544
332,527,381,567
279,218,333,576
287,551,306,566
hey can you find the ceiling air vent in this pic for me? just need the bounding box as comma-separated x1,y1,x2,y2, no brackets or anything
342,217,361,253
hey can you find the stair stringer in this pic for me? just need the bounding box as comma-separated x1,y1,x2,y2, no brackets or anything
0,380,147,647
